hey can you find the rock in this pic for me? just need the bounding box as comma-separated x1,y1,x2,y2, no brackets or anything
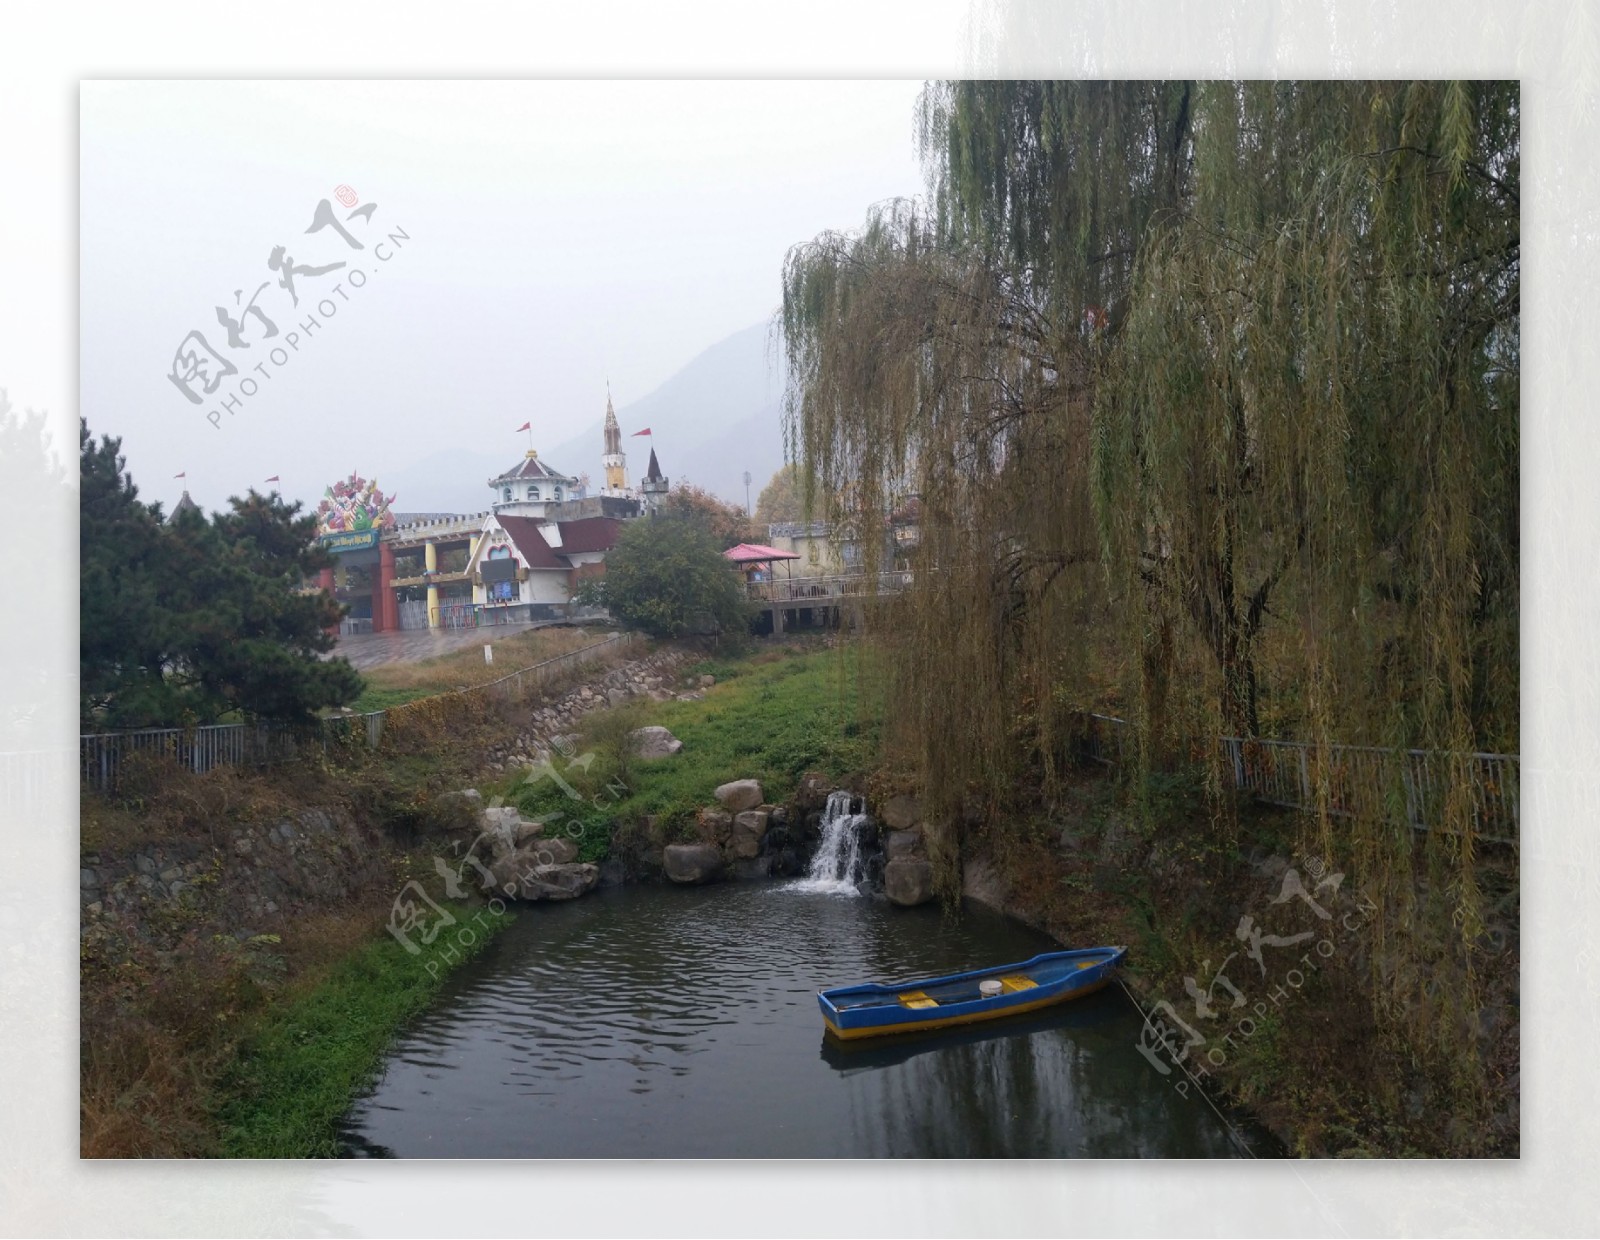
530,836,580,865
158,867,183,884
715,779,764,812
663,843,724,885
730,856,773,881
961,856,1007,910
523,863,600,901
607,688,629,707
134,855,156,876
729,810,769,859
80,869,98,889
631,725,683,759
883,829,923,861
802,810,824,840
233,836,253,856
795,771,832,812
480,848,599,900
597,859,627,888
697,808,733,845
512,819,546,845
881,794,922,831
455,788,483,804
699,674,715,687
884,858,935,907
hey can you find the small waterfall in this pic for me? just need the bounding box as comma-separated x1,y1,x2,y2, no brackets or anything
790,791,869,895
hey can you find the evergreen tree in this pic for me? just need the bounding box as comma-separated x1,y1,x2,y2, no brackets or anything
80,422,362,727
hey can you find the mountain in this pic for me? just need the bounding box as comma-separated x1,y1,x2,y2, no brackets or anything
378,321,788,515
544,320,787,508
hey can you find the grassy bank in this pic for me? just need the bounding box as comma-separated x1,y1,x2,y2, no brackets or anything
215,902,513,1157
493,641,884,853
81,633,611,1156
350,624,605,712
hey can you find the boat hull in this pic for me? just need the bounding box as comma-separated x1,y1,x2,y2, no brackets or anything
818,946,1128,1041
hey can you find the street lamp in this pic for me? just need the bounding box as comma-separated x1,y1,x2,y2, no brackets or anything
743,470,752,516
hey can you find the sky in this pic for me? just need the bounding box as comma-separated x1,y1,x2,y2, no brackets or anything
79,80,928,514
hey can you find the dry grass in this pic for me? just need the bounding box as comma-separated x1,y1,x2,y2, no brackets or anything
353,625,606,710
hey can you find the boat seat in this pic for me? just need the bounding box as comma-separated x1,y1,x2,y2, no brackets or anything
896,990,940,1010
999,974,1038,993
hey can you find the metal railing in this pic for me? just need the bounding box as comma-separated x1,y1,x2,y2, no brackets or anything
746,571,913,603
79,631,642,794
1078,713,1519,844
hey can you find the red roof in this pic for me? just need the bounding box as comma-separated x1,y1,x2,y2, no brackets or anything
723,542,801,563
495,515,568,569
556,516,622,554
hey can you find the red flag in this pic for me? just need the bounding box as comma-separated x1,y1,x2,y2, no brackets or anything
264,475,280,483
516,421,531,432
174,471,186,479
631,427,651,437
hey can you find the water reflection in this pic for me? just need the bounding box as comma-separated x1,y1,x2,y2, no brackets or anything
339,884,1268,1158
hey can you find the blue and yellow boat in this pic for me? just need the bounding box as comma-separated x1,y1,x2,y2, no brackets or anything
817,946,1129,1041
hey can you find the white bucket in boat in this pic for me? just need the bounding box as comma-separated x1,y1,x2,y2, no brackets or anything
979,979,1003,998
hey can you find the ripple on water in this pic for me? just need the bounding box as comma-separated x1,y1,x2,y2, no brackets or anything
340,883,1269,1158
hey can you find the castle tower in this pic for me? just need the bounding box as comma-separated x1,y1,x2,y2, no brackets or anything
601,389,628,495
640,446,669,515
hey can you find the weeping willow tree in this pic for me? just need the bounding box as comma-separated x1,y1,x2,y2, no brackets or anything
782,81,1518,1102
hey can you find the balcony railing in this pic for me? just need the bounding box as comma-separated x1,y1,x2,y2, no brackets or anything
745,571,913,603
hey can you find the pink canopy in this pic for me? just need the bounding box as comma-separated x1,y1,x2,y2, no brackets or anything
723,542,801,564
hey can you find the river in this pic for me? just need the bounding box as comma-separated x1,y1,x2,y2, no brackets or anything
338,882,1273,1157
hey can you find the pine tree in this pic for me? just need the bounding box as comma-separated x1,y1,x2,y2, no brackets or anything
80,422,363,727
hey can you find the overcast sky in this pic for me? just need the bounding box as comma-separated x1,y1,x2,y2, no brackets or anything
80,80,927,513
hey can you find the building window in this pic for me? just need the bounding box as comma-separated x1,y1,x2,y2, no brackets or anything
529,486,540,501
554,487,563,502
502,487,511,502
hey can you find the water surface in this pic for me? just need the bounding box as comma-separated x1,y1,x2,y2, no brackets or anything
340,883,1267,1157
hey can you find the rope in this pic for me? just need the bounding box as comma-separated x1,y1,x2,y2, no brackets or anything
1115,974,1259,1159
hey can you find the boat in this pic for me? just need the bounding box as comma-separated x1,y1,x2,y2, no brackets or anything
817,946,1129,1041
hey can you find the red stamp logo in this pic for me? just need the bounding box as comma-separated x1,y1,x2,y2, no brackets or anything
335,184,359,208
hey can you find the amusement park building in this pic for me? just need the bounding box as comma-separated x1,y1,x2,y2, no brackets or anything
316,401,665,632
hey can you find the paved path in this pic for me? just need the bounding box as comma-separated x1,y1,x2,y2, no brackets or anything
332,619,554,670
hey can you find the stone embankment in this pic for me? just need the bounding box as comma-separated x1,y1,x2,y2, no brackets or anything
481,647,705,773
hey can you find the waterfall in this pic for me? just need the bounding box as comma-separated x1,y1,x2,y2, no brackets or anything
790,790,868,895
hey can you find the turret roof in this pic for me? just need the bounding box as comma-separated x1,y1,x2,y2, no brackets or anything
489,452,576,484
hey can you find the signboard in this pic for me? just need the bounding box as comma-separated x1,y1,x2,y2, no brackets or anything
321,529,380,552
315,471,397,539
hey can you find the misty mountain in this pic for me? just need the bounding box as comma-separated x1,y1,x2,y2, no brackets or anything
380,321,788,515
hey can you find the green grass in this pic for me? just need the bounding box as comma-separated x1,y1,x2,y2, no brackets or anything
497,645,883,846
214,905,513,1157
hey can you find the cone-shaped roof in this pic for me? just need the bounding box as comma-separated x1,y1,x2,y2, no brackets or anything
168,490,200,523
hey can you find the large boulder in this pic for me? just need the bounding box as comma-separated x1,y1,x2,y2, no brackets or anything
883,829,923,861
714,779,764,812
512,819,546,846
696,808,733,846
631,725,683,759
728,809,769,860
730,856,773,882
481,850,600,901
884,858,936,907
530,836,580,866
795,771,833,813
880,794,922,831
663,843,724,885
